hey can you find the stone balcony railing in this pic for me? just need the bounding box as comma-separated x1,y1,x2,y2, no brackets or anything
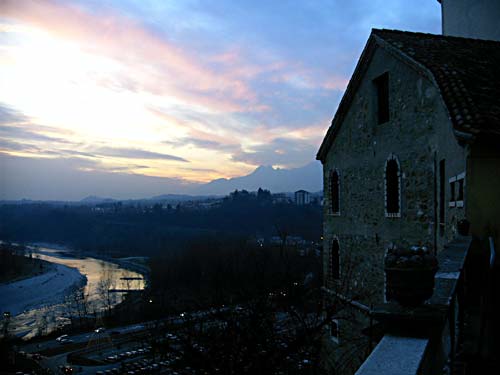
355,236,472,375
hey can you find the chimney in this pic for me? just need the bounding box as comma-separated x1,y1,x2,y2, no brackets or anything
438,0,500,41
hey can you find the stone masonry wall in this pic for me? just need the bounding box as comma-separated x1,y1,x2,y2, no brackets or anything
322,46,468,309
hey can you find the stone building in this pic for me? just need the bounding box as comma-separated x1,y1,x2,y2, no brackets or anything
316,24,500,375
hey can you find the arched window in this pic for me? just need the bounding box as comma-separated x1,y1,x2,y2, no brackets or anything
330,170,340,215
329,237,340,280
385,154,401,217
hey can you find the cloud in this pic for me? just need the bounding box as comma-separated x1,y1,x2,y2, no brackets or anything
180,167,219,174
0,104,28,124
0,124,71,144
164,137,220,149
163,136,240,153
91,146,189,162
55,149,97,158
0,103,188,163
0,136,188,164
0,139,41,153
0,103,76,146
1,0,263,113
231,137,319,168
0,0,442,192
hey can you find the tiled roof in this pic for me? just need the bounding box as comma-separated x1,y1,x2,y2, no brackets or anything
373,29,500,138
317,29,500,162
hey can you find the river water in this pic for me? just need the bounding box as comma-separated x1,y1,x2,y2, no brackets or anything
7,244,146,340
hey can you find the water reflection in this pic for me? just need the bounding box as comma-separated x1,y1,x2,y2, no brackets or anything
9,245,145,339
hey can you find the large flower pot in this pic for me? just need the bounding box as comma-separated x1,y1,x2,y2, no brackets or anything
385,266,438,306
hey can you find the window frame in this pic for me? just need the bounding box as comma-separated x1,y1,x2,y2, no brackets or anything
374,72,390,124
384,154,401,218
439,159,446,234
329,169,340,216
449,176,456,207
449,172,465,208
329,237,340,281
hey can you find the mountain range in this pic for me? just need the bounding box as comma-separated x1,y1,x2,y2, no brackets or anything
0,158,322,202
77,162,322,202
190,161,322,196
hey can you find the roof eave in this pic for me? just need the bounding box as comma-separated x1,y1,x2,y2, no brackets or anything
316,35,378,163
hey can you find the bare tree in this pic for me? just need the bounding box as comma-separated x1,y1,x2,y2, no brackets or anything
36,306,49,337
65,287,91,329
97,269,115,316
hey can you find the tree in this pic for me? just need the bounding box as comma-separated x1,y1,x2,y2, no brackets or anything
65,287,91,329
97,269,115,316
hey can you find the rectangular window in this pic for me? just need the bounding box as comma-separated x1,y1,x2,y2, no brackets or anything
457,178,464,201
449,173,465,208
385,158,400,216
439,160,445,233
374,72,389,124
330,171,340,215
449,179,456,207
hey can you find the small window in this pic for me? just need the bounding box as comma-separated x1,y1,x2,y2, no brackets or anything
374,72,389,124
385,155,401,217
440,160,446,225
330,170,340,215
450,179,456,207
330,319,339,342
457,179,464,201
449,173,465,208
330,238,340,280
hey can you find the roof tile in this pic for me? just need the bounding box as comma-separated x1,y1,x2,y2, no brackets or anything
373,29,500,138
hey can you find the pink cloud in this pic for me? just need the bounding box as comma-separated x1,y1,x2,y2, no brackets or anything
268,63,349,91
149,106,241,149
1,0,264,112
321,75,350,91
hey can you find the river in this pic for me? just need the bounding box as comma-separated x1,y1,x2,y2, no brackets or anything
4,244,146,340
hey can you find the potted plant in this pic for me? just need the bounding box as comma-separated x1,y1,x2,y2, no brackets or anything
384,245,438,306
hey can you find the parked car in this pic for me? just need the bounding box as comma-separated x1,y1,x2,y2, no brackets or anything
32,353,42,360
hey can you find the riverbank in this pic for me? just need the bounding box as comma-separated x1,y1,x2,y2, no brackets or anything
0,262,87,317
30,242,150,280
0,256,53,284
0,242,53,284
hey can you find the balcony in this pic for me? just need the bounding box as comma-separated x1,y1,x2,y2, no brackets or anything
356,236,499,374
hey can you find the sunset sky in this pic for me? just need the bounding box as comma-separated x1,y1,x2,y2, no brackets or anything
0,0,441,200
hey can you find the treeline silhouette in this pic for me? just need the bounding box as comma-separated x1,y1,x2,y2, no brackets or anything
0,189,321,256
136,237,325,374
146,235,321,314
0,243,48,283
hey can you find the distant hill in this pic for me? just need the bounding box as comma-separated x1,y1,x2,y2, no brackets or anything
191,162,322,195
80,195,116,204
149,194,217,202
